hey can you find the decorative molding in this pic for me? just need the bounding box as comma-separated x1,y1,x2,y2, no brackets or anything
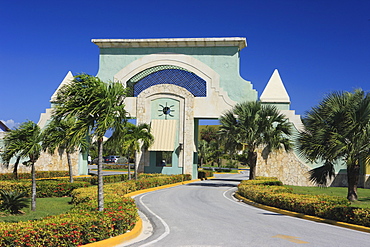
136,84,194,174
92,37,247,50
115,53,236,117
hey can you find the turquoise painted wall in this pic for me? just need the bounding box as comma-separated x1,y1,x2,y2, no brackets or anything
145,151,183,175
94,45,257,178
96,47,257,104
79,152,88,175
147,98,182,174
193,119,200,179
151,98,180,121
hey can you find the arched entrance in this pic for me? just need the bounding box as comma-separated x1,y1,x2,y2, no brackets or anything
93,38,257,178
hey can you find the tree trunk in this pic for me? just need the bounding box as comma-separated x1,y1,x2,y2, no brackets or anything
31,162,36,211
13,156,20,179
128,156,131,180
134,163,137,180
97,139,104,211
134,151,138,180
248,151,258,180
134,160,137,180
66,152,74,183
347,164,360,201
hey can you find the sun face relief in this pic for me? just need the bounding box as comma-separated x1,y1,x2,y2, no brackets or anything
158,102,175,119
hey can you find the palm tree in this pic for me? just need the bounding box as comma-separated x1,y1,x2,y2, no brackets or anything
197,139,211,166
298,89,370,201
42,117,88,183
108,122,153,180
1,127,23,179
53,74,128,211
208,138,223,167
219,101,292,180
200,125,218,143
218,111,241,167
1,121,42,211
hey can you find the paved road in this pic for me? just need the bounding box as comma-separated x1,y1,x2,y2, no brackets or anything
122,173,370,247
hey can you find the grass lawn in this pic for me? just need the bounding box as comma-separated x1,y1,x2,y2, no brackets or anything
215,169,239,174
0,197,73,223
286,185,370,209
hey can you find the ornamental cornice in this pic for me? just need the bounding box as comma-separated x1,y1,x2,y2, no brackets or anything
92,37,247,50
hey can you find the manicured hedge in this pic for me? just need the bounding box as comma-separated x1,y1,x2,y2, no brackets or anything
66,173,189,185
0,180,90,198
198,169,214,180
0,171,70,180
85,174,129,185
0,174,191,246
103,164,133,169
237,177,370,227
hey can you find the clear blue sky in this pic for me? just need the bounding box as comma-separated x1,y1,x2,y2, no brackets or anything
1,0,369,128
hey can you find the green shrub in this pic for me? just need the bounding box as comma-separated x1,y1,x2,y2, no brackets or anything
0,171,70,180
198,169,213,180
102,164,129,169
0,182,29,194
0,174,192,246
0,197,138,246
0,181,90,198
240,177,283,186
0,190,30,214
73,173,190,185
237,177,370,227
88,174,129,185
36,181,90,198
215,168,231,172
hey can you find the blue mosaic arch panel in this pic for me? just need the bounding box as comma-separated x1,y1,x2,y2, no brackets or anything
132,69,206,97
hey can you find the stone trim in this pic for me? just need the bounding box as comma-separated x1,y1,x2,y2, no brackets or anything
136,84,194,175
92,37,247,50
115,53,236,117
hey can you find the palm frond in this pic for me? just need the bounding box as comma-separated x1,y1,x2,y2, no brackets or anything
308,162,335,186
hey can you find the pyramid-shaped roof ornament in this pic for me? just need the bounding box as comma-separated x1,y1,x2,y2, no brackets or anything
50,71,74,102
260,69,290,103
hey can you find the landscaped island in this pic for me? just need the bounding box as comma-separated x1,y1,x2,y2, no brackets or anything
0,172,191,246
237,177,370,227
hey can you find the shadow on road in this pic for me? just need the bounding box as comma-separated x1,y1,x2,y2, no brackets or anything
209,178,245,182
186,182,237,187
186,178,245,188
261,212,285,216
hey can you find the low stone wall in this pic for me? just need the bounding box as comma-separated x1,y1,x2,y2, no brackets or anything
0,150,79,175
256,148,314,186
255,148,370,189
331,174,370,189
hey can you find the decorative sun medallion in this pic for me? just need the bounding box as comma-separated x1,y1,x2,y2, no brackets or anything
158,102,175,119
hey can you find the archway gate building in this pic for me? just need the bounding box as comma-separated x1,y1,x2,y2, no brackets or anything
14,37,364,187
36,37,308,181
92,38,258,179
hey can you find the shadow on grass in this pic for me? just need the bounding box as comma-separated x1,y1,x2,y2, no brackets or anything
0,197,73,223
357,197,370,202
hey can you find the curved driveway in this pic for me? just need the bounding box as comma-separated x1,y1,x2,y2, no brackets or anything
124,173,370,247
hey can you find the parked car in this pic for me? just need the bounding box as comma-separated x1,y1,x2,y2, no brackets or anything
104,155,120,163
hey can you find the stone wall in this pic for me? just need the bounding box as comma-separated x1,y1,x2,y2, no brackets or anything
256,147,314,186
0,150,79,175
330,173,370,189
255,148,370,189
